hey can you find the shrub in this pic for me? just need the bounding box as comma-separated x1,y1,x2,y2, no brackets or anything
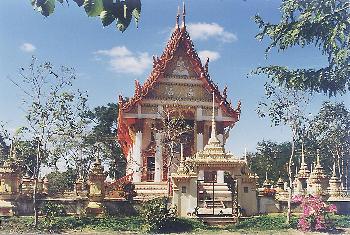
292,195,337,232
140,197,177,233
119,182,137,201
232,214,295,230
41,202,67,232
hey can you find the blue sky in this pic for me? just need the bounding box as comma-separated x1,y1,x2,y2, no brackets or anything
0,0,348,157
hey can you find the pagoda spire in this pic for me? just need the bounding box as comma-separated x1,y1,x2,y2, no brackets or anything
175,5,180,29
182,1,186,28
208,92,220,144
332,158,337,177
316,149,321,167
301,141,305,165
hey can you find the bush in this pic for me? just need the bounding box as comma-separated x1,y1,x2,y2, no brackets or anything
331,214,350,228
119,182,137,201
229,214,298,231
41,202,67,232
140,197,177,233
292,195,337,231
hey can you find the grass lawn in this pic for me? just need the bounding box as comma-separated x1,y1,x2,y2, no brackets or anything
0,214,349,234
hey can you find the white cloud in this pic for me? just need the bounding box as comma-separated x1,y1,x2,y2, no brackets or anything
94,46,152,75
187,22,237,43
20,43,36,52
198,50,220,63
95,46,132,57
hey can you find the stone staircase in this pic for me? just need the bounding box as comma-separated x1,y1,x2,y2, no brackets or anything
134,182,168,200
200,183,232,201
197,182,234,217
197,214,238,226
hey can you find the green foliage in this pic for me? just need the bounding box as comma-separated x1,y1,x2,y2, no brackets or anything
46,169,78,196
228,214,298,231
41,202,67,232
0,214,349,233
253,0,350,96
30,0,141,32
0,134,9,166
249,141,292,185
331,214,350,228
86,103,126,179
140,197,177,233
119,182,137,201
41,202,67,218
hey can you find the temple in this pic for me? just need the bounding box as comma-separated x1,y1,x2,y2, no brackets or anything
117,5,241,198
0,5,349,222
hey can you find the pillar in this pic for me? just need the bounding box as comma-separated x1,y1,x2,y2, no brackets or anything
217,170,225,184
133,131,143,182
196,121,204,151
197,133,203,151
154,132,163,182
198,170,204,180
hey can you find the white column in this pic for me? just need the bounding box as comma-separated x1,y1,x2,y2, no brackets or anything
217,134,224,145
217,170,225,184
196,107,203,121
198,170,204,180
154,132,162,182
127,150,133,175
197,133,203,151
133,131,143,182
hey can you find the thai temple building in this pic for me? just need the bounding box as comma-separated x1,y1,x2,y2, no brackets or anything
115,5,260,219
0,4,349,221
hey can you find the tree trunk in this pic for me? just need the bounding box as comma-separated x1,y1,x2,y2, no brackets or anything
33,140,40,227
336,148,344,189
33,177,39,227
167,143,174,197
286,134,295,224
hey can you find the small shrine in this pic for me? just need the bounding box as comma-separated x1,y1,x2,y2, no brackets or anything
307,151,328,195
172,94,258,218
294,145,310,194
86,156,107,216
0,153,21,216
328,161,342,198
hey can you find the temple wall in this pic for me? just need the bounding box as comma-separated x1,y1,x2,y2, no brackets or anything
4,197,142,216
257,196,280,214
237,179,258,216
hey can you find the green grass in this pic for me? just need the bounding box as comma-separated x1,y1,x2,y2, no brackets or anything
225,214,298,231
330,214,350,228
0,214,349,233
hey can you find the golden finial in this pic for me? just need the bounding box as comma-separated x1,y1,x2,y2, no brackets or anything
182,1,186,28
176,5,180,29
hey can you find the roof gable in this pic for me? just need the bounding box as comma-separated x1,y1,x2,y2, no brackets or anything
119,26,241,119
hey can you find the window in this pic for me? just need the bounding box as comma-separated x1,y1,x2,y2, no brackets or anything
244,187,249,193
181,186,187,193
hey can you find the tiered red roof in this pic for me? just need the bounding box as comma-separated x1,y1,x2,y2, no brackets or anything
117,19,241,157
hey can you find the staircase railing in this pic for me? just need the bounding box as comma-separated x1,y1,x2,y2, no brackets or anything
105,173,134,197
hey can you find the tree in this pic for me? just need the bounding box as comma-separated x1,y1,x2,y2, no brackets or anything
86,103,126,179
153,104,192,196
249,141,292,185
257,82,309,224
308,102,350,188
254,0,350,96
12,56,88,227
46,168,78,196
30,0,141,32
0,134,10,166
